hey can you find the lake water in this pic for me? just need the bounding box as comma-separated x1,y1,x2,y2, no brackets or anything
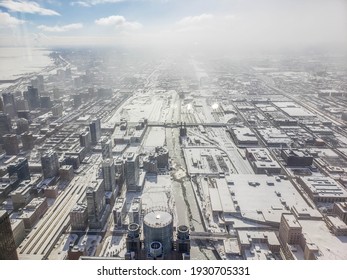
0,47,53,81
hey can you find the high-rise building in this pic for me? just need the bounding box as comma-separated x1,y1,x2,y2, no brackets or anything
73,94,82,108
89,118,101,145
21,132,35,150
70,203,88,231
0,210,18,260
16,118,29,135
0,113,11,140
40,96,52,108
79,130,91,153
2,93,16,117
125,152,140,192
26,86,40,110
8,158,30,182
31,75,44,92
3,134,20,155
102,159,116,193
86,179,106,229
52,104,63,117
16,98,29,111
2,92,16,109
100,136,112,159
41,150,59,179
129,197,141,224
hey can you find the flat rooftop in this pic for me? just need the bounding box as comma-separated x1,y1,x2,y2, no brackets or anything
223,175,317,225
300,219,347,260
300,176,347,199
283,214,302,229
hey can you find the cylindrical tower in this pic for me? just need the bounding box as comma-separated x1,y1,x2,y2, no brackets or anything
149,241,163,258
176,224,190,254
143,209,173,256
126,223,141,259
177,225,189,240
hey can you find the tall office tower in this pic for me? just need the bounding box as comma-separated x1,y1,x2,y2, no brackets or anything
40,96,52,108
2,92,16,109
79,130,91,151
37,75,45,92
53,88,61,100
100,136,112,159
31,76,44,93
16,98,29,111
65,68,72,79
0,113,11,137
102,159,116,192
0,97,3,111
52,104,63,117
125,152,140,192
3,134,20,155
21,132,35,150
0,210,18,260
86,179,106,229
41,150,60,179
2,93,16,117
8,158,30,181
16,118,29,135
89,118,101,145
73,94,82,108
26,86,40,110
70,203,88,231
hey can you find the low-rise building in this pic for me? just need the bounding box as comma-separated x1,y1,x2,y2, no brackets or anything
281,149,313,166
297,176,347,204
246,148,282,174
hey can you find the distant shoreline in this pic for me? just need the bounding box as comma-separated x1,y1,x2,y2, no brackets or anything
0,48,53,82
0,78,21,84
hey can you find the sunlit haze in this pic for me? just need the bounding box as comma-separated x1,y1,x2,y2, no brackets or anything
0,0,346,54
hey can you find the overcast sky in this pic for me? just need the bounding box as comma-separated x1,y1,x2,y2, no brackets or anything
0,0,346,53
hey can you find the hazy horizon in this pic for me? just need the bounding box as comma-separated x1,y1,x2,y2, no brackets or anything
0,0,346,55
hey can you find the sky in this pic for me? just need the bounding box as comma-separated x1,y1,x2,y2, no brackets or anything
0,0,346,53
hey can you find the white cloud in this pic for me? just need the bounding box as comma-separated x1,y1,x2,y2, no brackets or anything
177,14,214,26
71,0,124,7
0,0,60,16
37,23,83,32
95,15,142,29
0,10,25,26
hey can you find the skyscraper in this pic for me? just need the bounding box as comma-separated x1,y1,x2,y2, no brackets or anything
89,118,101,145
0,210,18,260
2,92,16,117
3,134,20,155
102,159,116,192
16,118,29,135
100,136,112,159
41,150,60,179
86,179,106,229
79,130,91,151
0,113,11,140
21,132,35,151
26,86,40,110
125,152,140,192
